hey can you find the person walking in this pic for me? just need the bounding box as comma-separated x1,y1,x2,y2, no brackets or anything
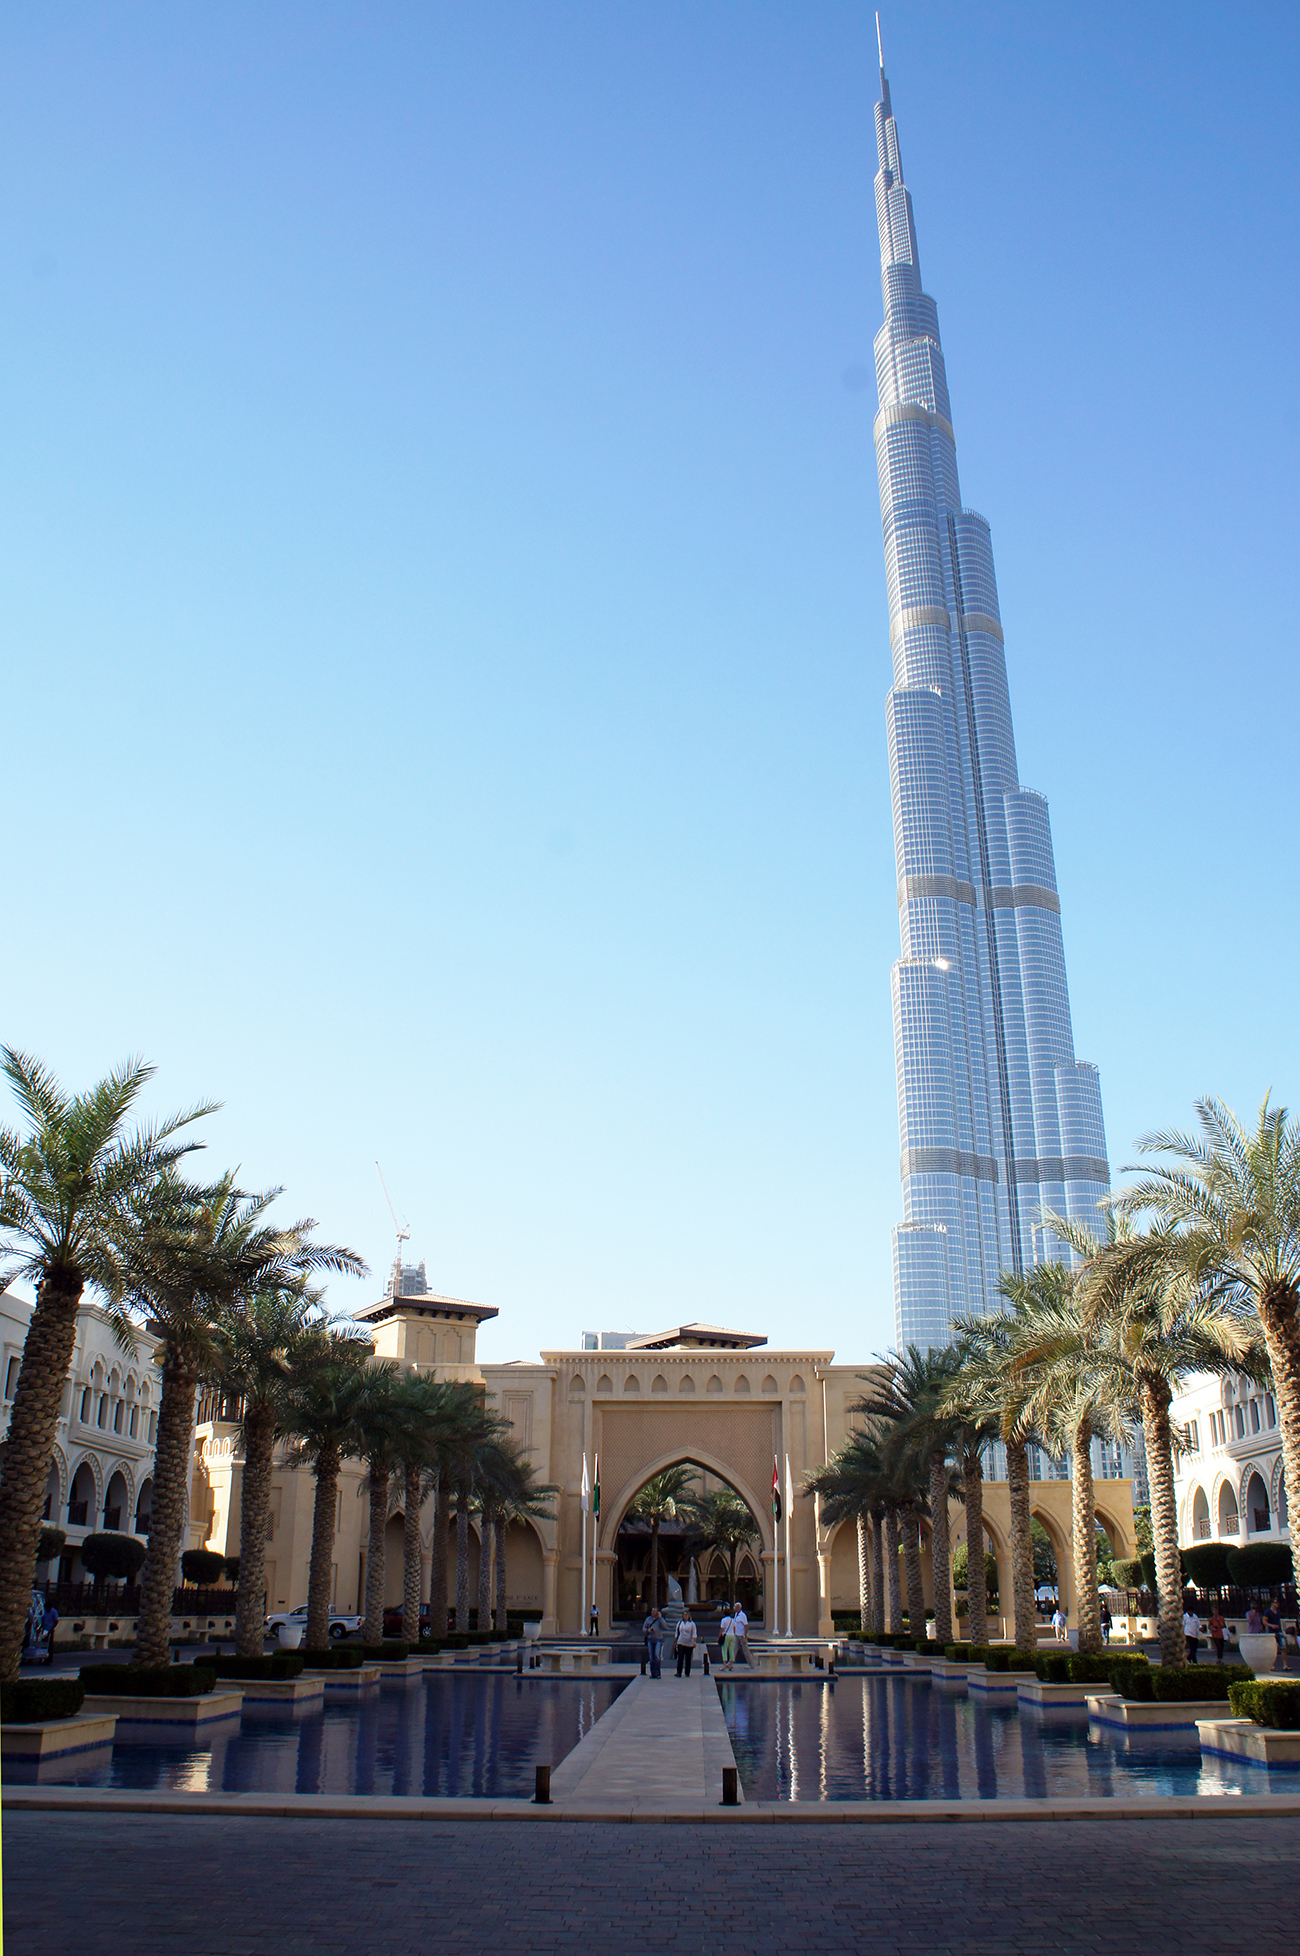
1182,1603,1202,1666
674,1607,698,1678
731,1603,749,1666
719,1608,736,1669
1263,1597,1285,1672
1208,1605,1226,1664
589,1601,600,1637
1051,1605,1068,1645
1100,1600,1112,1646
643,1605,666,1678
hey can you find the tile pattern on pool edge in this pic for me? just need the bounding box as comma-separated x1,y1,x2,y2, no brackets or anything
548,1671,739,1807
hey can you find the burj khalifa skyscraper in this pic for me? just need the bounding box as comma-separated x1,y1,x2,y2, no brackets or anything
871,40,1109,1349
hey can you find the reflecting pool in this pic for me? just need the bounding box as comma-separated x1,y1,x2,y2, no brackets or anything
718,1676,1297,1801
11,1675,625,1796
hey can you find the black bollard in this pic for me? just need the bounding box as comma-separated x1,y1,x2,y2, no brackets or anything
703,1649,710,1676
721,1766,738,1806
534,1764,551,1805
516,1646,524,1675
640,1653,647,1675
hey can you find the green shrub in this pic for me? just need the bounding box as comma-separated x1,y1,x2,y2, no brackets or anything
180,1549,227,1587
914,1639,931,1656
207,1654,304,1680
79,1663,216,1697
1033,1653,1071,1682
361,1641,410,1662
1150,1664,1252,1704
79,1533,147,1583
37,1525,66,1567
944,1644,974,1662
224,1556,240,1584
1,1677,86,1723
984,1647,1034,1673
1181,1543,1233,1589
1225,1543,1295,1588
300,1645,365,1670
1111,1557,1144,1589
1228,1680,1300,1728
1066,1654,1117,1685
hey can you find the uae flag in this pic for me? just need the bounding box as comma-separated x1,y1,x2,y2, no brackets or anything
592,1454,600,1519
772,1455,782,1525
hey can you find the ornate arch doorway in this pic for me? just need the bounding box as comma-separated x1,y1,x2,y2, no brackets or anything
609,1459,766,1619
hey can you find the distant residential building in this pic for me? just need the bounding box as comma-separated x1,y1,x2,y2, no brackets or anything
580,1332,643,1351
0,1286,161,1583
1171,1369,1289,1551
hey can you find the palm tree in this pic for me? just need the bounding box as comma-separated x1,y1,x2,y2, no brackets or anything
937,1339,1005,1649
625,1466,701,1609
0,1051,212,1680
1003,1258,1128,1656
283,1340,375,1650
117,1172,366,1665
391,1375,484,1644
950,1280,1053,1653
1118,1096,1300,1583
870,1346,964,1645
212,1289,357,1658
691,1488,761,1609
1066,1215,1265,1666
806,1432,886,1635
856,1358,936,1643
352,1364,416,1646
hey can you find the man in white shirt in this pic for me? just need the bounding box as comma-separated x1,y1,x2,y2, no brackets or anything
1183,1606,1202,1665
731,1604,749,1666
719,1610,735,1668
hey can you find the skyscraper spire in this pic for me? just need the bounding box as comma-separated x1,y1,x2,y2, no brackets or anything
869,63,1109,1348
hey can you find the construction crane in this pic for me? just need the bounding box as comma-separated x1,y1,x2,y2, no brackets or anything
375,1162,410,1297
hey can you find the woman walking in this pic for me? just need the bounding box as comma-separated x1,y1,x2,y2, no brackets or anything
674,1607,698,1678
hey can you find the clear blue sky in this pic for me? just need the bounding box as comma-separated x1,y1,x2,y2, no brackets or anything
3,3,1296,1365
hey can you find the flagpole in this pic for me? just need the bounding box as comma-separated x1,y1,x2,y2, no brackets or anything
591,1453,599,1634
784,1454,794,1639
580,1453,589,1637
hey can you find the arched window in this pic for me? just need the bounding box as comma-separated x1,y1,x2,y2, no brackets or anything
79,1387,92,1423
129,1406,138,1437
1191,1485,1210,1541
113,1399,124,1433
148,1411,157,1443
135,1478,153,1535
1217,1481,1239,1537
103,1471,130,1533
68,1461,96,1528
1245,1472,1271,1534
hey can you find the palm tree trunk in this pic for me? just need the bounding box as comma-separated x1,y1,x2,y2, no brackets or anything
1254,1280,1300,1576
305,1444,341,1650
135,1350,200,1666
1138,1376,1185,1667
494,1516,508,1630
429,1476,450,1635
870,1511,885,1637
0,1270,84,1681
363,1464,388,1646
650,1517,660,1610
883,1507,901,1634
477,1510,492,1632
964,1445,988,1648
402,1462,423,1644
1006,1434,1036,1653
455,1475,470,1630
1071,1415,1102,1653
927,1450,952,1646
901,1501,925,1641
856,1514,870,1636
235,1409,276,1658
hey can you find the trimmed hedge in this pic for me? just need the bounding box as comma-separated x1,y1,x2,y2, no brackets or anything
180,1549,227,1586
1149,1664,1253,1704
208,1654,305,1681
1225,1542,1295,1587
361,1642,410,1662
1,1677,86,1723
1182,1543,1233,1588
983,1647,1035,1673
914,1639,932,1656
80,1663,216,1697
1065,1653,1149,1687
1229,1680,1300,1728
80,1532,147,1582
1033,1653,1072,1682
301,1645,366,1670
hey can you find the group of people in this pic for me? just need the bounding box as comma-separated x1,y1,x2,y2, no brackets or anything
1181,1597,1296,1669
640,1603,749,1678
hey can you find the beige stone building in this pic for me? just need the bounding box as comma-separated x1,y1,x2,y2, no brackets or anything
188,1278,1136,1636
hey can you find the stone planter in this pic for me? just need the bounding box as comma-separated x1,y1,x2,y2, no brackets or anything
1,1712,118,1760
301,1665,381,1691
1238,1633,1279,1675
1017,1677,1092,1708
80,1690,243,1731
1086,1691,1236,1731
1197,1716,1300,1767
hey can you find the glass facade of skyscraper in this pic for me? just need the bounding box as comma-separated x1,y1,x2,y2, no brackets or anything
872,63,1109,1350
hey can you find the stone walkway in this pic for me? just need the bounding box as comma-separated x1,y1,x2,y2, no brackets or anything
548,1669,738,1806
6,1811,1299,1952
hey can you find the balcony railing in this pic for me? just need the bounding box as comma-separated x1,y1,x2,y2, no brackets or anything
66,1501,88,1526
1193,1519,1211,1540
1218,1517,1240,1537
103,1507,122,1531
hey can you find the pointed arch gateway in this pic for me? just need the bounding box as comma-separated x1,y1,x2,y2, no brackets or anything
601,1446,771,1615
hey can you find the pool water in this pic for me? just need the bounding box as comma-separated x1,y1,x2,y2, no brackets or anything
13,1675,625,1796
719,1675,1295,1802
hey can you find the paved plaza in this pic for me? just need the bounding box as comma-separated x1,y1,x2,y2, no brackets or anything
4,1809,1297,1953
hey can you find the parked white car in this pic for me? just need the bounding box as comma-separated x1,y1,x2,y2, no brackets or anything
265,1604,362,1644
